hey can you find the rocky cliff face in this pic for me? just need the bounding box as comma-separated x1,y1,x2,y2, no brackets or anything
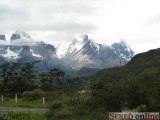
0,35,6,41
56,35,134,69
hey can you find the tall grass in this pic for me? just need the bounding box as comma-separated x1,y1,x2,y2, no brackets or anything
0,98,52,108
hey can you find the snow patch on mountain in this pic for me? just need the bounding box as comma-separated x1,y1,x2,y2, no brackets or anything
30,49,43,58
2,47,21,60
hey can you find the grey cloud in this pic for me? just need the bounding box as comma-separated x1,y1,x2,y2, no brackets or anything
33,21,97,33
1,21,97,33
0,0,98,34
26,0,97,14
0,4,28,21
42,1,96,14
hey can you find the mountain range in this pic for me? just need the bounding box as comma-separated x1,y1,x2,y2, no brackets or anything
0,31,134,72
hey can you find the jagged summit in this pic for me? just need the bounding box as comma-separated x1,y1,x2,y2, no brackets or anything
111,40,134,61
11,31,32,41
77,34,89,42
76,34,97,44
55,34,134,69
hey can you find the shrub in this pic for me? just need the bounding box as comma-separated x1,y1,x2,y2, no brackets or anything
46,102,72,120
0,113,12,120
8,113,30,120
23,89,44,100
137,104,147,112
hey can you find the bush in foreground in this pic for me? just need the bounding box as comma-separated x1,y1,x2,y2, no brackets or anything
23,89,44,100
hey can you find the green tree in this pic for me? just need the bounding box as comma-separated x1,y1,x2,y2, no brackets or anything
91,80,124,111
40,68,65,91
9,61,39,95
0,61,39,95
125,79,147,109
0,62,20,94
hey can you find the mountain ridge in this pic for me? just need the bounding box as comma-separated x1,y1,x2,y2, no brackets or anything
0,31,134,72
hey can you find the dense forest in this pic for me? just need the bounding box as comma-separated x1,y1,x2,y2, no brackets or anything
0,48,160,120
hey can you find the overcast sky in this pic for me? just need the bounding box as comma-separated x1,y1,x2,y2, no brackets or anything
0,0,160,53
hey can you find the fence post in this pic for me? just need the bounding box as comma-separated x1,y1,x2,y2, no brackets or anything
43,97,45,106
1,95,3,103
15,94,17,104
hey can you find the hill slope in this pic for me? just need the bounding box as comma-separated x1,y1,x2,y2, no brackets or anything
89,48,160,111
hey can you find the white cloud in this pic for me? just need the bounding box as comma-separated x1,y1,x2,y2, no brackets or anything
0,0,160,53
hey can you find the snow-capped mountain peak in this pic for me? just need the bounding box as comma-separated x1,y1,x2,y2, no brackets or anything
56,35,134,69
56,34,93,58
11,31,32,41
111,40,134,61
0,31,134,71
77,34,88,42
10,31,38,46
120,40,133,53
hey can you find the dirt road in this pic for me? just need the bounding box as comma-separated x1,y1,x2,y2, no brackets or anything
0,107,48,114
